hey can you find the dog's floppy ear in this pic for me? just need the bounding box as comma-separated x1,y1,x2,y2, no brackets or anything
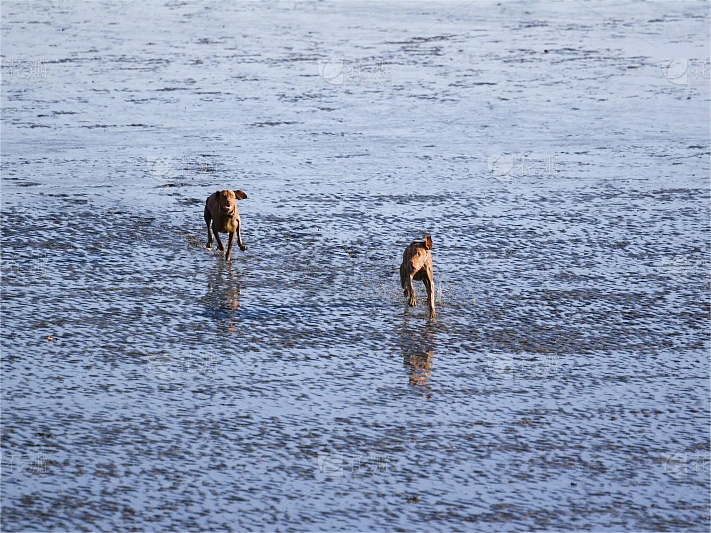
233,190,248,200
424,234,432,250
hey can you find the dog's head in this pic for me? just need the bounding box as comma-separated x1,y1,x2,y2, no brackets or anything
215,189,248,216
407,235,433,271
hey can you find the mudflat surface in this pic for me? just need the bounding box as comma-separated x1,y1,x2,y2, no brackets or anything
2,1,709,531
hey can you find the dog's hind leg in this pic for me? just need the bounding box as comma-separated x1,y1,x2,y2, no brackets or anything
204,205,214,248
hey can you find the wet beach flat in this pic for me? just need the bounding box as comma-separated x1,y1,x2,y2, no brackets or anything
1,1,709,531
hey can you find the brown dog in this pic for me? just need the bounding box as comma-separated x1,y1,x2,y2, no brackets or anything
204,189,248,261
400,235,436,318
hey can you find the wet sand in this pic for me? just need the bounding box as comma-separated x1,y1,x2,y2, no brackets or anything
2,1,709,531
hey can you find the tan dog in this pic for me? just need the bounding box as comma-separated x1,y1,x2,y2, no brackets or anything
204,189,248,261
400,235,436,318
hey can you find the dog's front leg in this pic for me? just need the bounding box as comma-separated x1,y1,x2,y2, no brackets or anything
225,231,235,261
236,219,247,251
423,273,436,318
400,264,409,297
213,225,224,251
407,273,417,307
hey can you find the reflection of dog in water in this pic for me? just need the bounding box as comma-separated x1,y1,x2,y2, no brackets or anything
407,350,434,386
400,318,436,387
400,234,436,318
203,263,242,332
223,286,241,310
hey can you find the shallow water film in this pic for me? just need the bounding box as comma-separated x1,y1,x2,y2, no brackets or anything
2,1,709,531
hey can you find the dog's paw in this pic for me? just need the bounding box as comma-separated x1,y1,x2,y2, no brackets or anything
224,255,232,261
217,243,225,251
206,242,212,249
240,244,248,252
408,298,417,307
